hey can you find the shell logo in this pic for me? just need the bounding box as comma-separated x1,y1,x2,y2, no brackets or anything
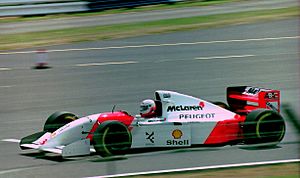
172,129,183,139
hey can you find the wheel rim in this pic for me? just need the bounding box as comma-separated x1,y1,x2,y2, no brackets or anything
103,126,131,151
94,121,132,157
256,112,285,141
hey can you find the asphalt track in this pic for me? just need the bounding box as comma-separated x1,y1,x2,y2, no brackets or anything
0,18,299,177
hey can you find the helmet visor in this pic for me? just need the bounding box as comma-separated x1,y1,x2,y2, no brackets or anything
140,105,149,112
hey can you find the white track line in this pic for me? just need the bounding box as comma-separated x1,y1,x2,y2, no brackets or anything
86,159,300,178
0,36,299,55
1,139,21,143
195,54,255,60
0,85,14,88
0,68,12,71
75,61,138,67
0,167,37,175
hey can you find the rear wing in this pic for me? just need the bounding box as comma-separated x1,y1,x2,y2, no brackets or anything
227,86,280,113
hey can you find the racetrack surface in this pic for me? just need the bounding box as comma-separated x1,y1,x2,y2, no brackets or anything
0,18,299,177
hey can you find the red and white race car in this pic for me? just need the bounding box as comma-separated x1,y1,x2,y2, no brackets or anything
19,86,285,157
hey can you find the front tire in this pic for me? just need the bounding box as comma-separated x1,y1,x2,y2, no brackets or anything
19,131,47,150
43,111,78,132
243,109,285,145
93,121,132,157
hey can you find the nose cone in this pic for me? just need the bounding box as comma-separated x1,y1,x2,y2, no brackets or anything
41,117,94,148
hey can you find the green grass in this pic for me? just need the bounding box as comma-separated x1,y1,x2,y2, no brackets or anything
0,0,240,24
0,7,298,50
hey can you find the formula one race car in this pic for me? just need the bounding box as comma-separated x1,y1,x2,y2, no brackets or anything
19,86,285,157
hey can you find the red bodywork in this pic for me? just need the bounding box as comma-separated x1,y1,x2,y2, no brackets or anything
204,114,245,145
205,86,281,145
227,86,280,114
87,111,134,141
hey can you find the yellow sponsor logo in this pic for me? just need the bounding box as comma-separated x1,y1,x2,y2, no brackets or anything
172,129,183,139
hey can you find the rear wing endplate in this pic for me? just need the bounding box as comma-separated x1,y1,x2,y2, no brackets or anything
227,86,280,113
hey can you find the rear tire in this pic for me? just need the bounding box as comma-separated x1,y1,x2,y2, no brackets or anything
243,109,285,145
43,111,78,132
93,121,132,157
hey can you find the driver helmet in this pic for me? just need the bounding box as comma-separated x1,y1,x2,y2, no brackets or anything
140,99,156,118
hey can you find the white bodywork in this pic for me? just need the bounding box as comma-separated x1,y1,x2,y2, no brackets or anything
20,90,237,157
130,90,236,148
21,114,100,157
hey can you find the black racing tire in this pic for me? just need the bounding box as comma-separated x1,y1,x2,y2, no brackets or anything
43,111,78,133
19,131,47,150
212,101,230,110
243,109,285,145
93,121,132,157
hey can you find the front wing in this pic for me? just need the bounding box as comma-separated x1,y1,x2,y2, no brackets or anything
20,132,92,157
